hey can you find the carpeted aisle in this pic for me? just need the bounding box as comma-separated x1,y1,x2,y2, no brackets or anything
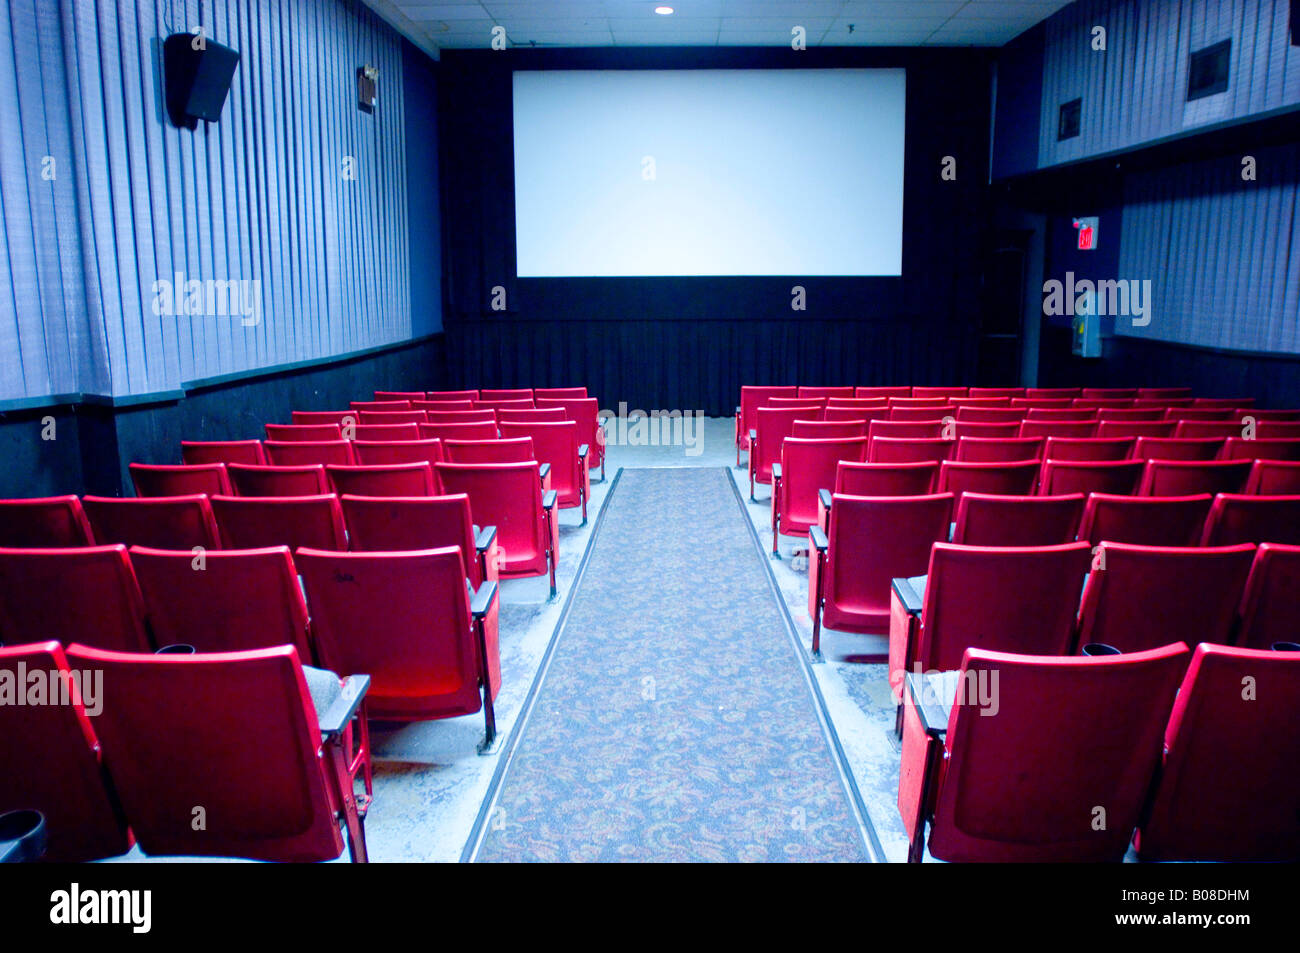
471,467,871,862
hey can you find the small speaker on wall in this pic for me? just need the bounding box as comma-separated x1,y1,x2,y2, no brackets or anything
357,66,378,114
163,32,240,129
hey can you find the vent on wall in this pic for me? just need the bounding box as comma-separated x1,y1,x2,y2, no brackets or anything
1187,40,1231,101
1057,98,1081,141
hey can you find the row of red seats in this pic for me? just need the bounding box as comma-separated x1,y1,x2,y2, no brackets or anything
898,640,1300,862
1,640,372,863
807,486,1298,649
373,387,588,402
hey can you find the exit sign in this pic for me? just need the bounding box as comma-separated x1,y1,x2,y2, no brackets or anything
1073,216,1099,250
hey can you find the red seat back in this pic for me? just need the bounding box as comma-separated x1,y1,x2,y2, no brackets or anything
129,463,232,498
1137,387,1191,399
1018,420,1099,439
296,547,487,720
211,495,347,551
0,496,94,547
1095,408,1165,421
413,400,474,411
434,462,550,578
419,421,499,442
1024,408,1098,421
351,439,445,469
427,389,479,402
357,410,427,426
181,440,267,466
868,437,954,465
1137,459,1252,496
444,437,535,465
967,387,1023,398
752,407,821,484
352,423,421,442
1245,459,1300,494
1136,644,1300,861
533,387,587,400
227,463,330,497
340,494,487,587
66,643,345,862
533,397,604,471
0,642,133,861
889,407,952,422
1131,436,1224,460
1077,542,1256,652
350,399,412,412
499,421,586,508
926,643,1188,863
954,407,1025,423
130,545,311,658
825,397,888,410
1097,420,1177,438
82,495,221,550
497,407,566,423
834,461,938,497
1221,437,1300,462
1025,388,1082,399
1237,543,1300,650
775,437,869,536
737,386,799,443
951,493,1084,547
937,460,1039,499
291,410,356,426
1199,494,1300,546
1077,493,1213,546
855,386,911,399
911,387,967,400
819,493,953,633
1038,459,1144,496
1041,436,1133,461
264,423,343,442
1173,420,1245,439
1081,387,1137,400
480,388,533,402
326,463,436,498
423,409,497,425
951,421,1021,440
790,419,868,440
0,546,150,652
374,391,425,402
823,407,888,424
473,399,534,412
264,440,356,467
917,542,1093,671
1257,420,1300,438
954,436,1042,463
797,386,853,399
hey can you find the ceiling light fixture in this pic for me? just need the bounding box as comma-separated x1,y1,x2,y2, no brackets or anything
654,6,674,14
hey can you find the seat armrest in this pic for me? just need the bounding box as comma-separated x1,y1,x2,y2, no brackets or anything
771,462,782,480
906,671,953,739
578,443,589,460
539,462,551,481
749,428,757,442
809,525,829,553
470,580,498,620
542,489,558,510
475,525,498,553
892,575,925,616
319,674,370,739
818,488,833,512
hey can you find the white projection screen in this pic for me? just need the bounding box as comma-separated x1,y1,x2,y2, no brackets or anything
512,69,906,278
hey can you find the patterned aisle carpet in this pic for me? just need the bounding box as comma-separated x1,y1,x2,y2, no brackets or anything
473,467,870,862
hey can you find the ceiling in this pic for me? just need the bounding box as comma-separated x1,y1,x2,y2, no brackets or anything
364,1,1076,57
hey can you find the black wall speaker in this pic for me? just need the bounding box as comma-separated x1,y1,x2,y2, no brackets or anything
163,33,240,129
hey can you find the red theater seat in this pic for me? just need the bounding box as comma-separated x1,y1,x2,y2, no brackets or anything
130,545,312,659
264,440,356,467
500,420,591,522
798,386,854,400
901,643,1188,863
424,409,496,425
936,460,1039,499
228,463,330,497
498,407,566,423
473,399,535,413
771,436,869,551
1245,460,1300,494
954,436,1042,463
0,642,133,861
1038,459,1144,496
954,407,1025,423
1024,408,1097,421
1025,387,1082,399
1095,408,1165,421
420,421,499,442
66,642,370,862
1137,387,1192,399
1041,436,1133,461
735,386,799,465
834,460,939,496
911,387,968,400
350,400,411,412
1236,543,1300,650
0,545,150,652
211,495,347,551
357,410,427,426
1097,420,1177,439
265,423,344,442
444,437,536,465
967,387,1023,398
1199,494,1300,546
413,400,474,411
809,493,953,647
435,462,558,593
950,421,1020,440
534,397,605,479
340,494,499,591
869,420,943,442
1137,459,1253,496
950,493,1084,547
889,406,953,422
855,386,911,399
1018,419,1098,440
427,389,479,402
1173,420,1246,439
533,387,587,400
0,496,95,547
326,463,437,498
292,410,357,426
480,389,533,402
869,437,955,465
1077,493,1213,547
1076,542,1255,653
749,406,821,497
82,495,220,550
297,547,499,743
374,391,425,402
791,419,869,440
1135,644,1300,861
1081,387,1137,400
129,463,231,498
1220,437,1300,462
181,440,267,466
1131,436,1224,461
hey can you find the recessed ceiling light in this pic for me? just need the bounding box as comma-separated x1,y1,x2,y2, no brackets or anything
654,6,674,14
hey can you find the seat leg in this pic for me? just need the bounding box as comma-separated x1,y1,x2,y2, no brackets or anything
475,619,498,753
811,547,826,658
326,740,369,863
894,703,904,740
907,824,925,864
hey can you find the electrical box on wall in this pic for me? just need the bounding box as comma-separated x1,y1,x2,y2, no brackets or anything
357,66,378,113
1072,290,1102,358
